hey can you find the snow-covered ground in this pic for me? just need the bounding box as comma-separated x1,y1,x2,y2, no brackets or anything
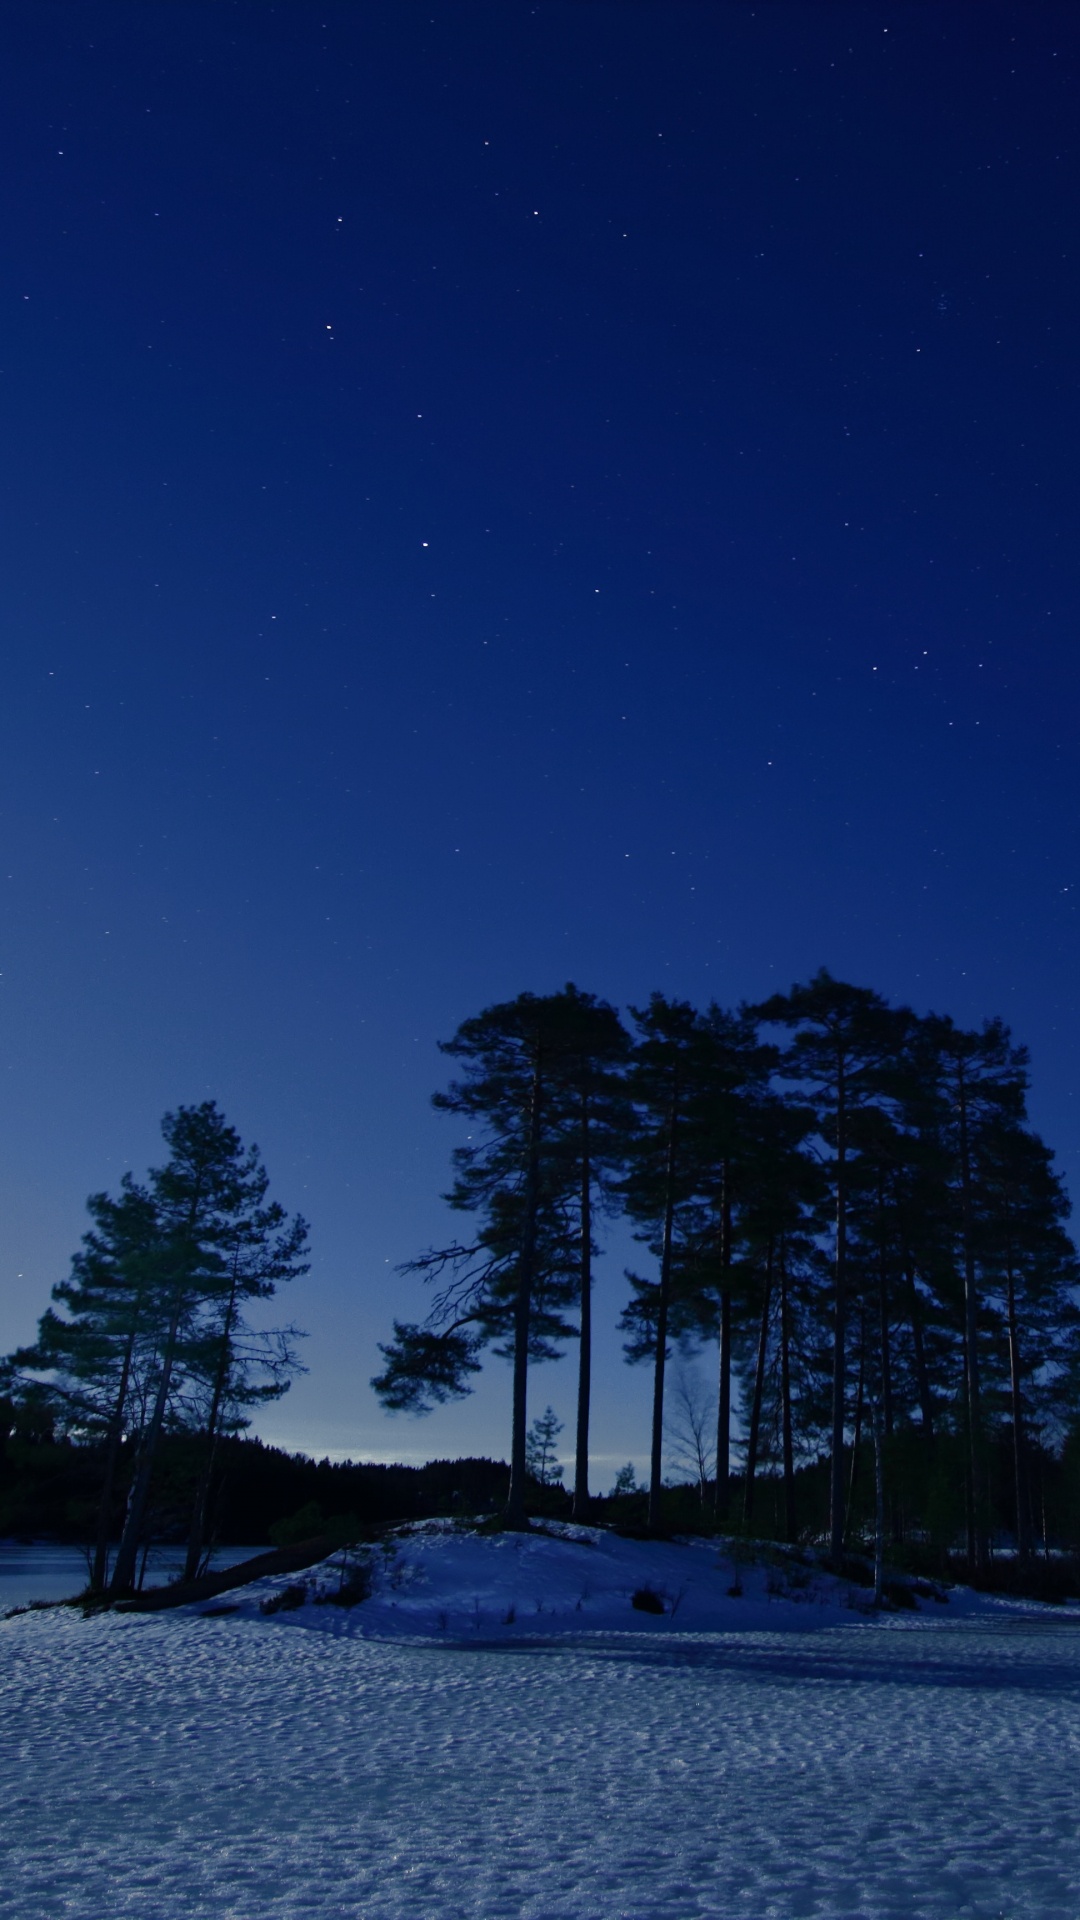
199,1519,984,1637
2,1523,1079,1918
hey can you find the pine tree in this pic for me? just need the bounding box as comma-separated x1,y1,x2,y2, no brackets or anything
8,1177,162,1589
914,1015,1028,1570
972,1117,1080,1561
754,972,904,1563
7,1108,307,1593
180,1180,308,1580
526,1405,565,1485
542,986,632,1519
372,990,586,1526
111,1103,301,1592
618,996,714,1530
684,1008,784,1521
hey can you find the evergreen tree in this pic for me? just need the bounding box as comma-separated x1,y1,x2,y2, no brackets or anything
8,1177,162,1589
754,972,904,1562
8,1105,307,1592
618,996,714,1530
914,1015,1028,1569
526,1405,565,1485
372,990,586,1526
180,1180,308,1580
972,1117,1080,1561
111,1103,303,1592
542,986,632,1519
681,1007,785,1520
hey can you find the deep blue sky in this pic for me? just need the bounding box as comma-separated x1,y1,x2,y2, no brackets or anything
2,2,1078,1474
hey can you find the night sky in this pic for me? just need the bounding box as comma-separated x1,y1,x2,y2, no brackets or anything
2,2,1078,1474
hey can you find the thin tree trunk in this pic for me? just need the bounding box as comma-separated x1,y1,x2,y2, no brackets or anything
872,1395,885,1606
844,1301,866,1549
713,1160,733,1524
111,1163,212,1593
829,1056,848,1563
779,1236,796,1542
91,1328,138,1591
905,1259,935,1439
110,1295,185,1592
877,1181,894,1440
961,1327,976,1568
1005,1246,1031,1564
876,1179,900,1543
958,1070,988,1571
647,1091,679,1532
572,1096,592,1522
506,1053,544,1528
184,1255,242,1581
742,1236,774,1533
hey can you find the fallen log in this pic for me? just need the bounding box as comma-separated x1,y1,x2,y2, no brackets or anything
113,1537,342,1612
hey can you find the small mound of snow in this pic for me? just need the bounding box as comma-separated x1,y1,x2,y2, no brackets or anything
186,1523,1050,1641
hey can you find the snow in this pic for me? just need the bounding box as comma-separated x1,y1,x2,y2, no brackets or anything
2,1523,1079,1918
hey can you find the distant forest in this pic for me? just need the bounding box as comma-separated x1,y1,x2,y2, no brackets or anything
4,971,1079,1595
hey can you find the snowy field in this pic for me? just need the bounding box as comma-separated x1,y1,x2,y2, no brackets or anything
2,1524,1079,1919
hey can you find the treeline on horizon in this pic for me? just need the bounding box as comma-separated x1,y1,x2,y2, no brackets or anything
0,1430,517,1553
374,971,1080,1571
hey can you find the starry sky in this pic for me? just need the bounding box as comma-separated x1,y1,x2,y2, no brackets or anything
2,1,1078,1475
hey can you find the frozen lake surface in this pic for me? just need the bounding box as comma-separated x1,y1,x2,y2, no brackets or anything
0,1540,258,1608
2,1526,1078,1918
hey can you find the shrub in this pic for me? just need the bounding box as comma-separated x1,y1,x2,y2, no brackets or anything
315,1567,372,1609
631,1585,666,1614
259,1582,308,1615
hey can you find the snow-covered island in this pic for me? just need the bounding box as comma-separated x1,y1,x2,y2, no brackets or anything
3,1521,1079,1918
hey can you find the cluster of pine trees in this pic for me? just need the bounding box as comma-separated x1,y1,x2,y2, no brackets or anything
374,972,1080,1567
3,1102,308,1592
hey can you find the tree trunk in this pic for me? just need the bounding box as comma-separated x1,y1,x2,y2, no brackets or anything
844,1301,866,1549
91,1327,138,1591
742,1236,774,1533
876,1179,900,1542
828,1055,848,1563
957,1069,988,1571
961,1328,976,1568
111,1158,213,1593
779,1236,796,1542
184,1256,242,1581
872,1395,885,1606
905,1259,935,1439
876,1180,894,1441
713,1160,733,1523
110,1295,185,1592
505,1053,544,1528
1005,1245,1031,1564
572,1097,592,1522
647,1091,679,1532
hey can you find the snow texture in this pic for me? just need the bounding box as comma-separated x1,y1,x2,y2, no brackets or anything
2,1523,1078,1918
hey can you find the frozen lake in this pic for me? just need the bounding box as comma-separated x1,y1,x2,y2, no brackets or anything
2,1601,1078,1919
0,1540,258,1609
